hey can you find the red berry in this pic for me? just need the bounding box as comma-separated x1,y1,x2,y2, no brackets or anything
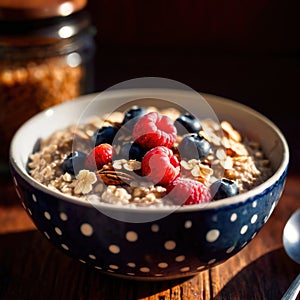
132,112,177,149
141,146,180,186
85,143,113,170
166,178,211,205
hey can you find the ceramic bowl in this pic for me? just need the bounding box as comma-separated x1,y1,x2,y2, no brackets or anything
9,89,289,280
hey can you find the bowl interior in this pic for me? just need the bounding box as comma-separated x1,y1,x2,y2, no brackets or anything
10,89,289,210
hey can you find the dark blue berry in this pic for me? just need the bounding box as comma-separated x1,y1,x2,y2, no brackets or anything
32,138,41,153
92,126,118,146
119,143,146,161
178,133,210,160
210,178,239,200
122,106,146,129
175,112,201,135
62,151,87,175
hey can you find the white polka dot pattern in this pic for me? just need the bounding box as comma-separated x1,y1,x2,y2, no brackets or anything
206,229,220,243
109,264,119,270
230,213,237,222
59,212,68,221
180,267,190,273
109,244,120,254
164,240,176,250
127,262,136,268
61,244,69,250
175,255,185,262
184,220,192,229
251,214,258,224
269,202,276,218
80,223,93,236
226,246,235,254
32,194,37,202
44,211,51,220
14,167,285,280
27,203,267,278
21,201,26,209
240,225,248,235
44,232,50,239
55,227,62,235
151,224,159,232
126,231,138,242
140,267,150,273
158,262,168,269
15,188,21,199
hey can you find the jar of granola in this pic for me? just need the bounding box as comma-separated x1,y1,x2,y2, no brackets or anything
0,1,96,173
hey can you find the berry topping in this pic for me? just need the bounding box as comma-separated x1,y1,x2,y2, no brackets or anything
166,177,211,205
62,151,86,175
178,133,211,160
175,112,201,135
210,178,239,200
122,106,147,128
132,111,177,149
85,143,113,170
92,126,118,146
118,142,146,161
141,146,180,186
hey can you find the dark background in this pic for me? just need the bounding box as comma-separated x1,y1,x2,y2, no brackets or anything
85,0,299,174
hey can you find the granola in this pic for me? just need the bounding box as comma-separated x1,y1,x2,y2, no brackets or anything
27,106,273,207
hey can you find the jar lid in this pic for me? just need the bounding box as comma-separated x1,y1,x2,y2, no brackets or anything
0,0,87,20
0,9,95,49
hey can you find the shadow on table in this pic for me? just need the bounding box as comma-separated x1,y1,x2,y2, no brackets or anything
3,230,299,300
0,230,191,300
0,177,20,206
213,248,300,300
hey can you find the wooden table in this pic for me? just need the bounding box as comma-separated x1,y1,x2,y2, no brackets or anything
0,174,299,300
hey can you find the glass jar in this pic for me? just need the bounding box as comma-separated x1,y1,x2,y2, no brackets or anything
0,5,96,172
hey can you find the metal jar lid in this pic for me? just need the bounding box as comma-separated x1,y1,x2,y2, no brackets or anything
0,0,88,20
0,8,96,59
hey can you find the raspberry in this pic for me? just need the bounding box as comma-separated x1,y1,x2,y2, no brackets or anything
132,112,177,149
85,143,113,170
141,146,180,186
166,177,211,205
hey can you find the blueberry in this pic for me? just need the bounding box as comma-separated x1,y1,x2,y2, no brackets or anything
122,106,146,128
119,142,146,161
178,133,211,160
175,112,201,135
210,178,239,200
62,151,87,175
92,126,118,146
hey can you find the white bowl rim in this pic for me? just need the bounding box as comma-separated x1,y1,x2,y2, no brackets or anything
9,88,290,214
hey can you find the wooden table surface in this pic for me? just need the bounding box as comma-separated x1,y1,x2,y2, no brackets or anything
0,174,299,300
0,1,299,298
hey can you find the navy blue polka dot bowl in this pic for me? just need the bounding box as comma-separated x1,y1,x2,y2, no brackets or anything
9,88,289,281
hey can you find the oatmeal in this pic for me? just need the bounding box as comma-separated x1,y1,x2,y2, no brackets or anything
27,105,273,207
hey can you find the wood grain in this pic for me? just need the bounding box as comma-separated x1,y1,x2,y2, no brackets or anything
0,176,299,300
